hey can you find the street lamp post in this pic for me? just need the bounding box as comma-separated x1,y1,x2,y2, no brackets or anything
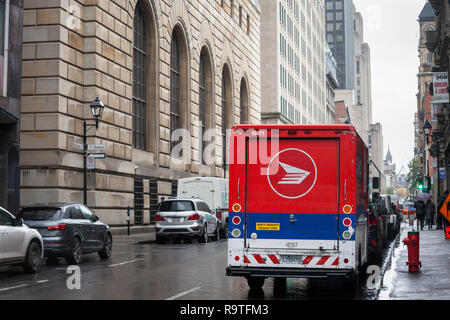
83,97,105,206
423,120,432,186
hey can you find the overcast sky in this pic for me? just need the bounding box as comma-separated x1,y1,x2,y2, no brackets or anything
353,0,426,173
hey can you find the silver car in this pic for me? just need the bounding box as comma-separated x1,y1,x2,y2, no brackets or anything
155,198,219,243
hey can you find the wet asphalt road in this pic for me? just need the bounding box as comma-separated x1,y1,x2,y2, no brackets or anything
0,236,383,300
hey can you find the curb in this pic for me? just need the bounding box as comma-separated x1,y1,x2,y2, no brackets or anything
110,225,155,236
375,226,405,299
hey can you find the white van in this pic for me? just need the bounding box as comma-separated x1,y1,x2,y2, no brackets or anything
177,177,229,238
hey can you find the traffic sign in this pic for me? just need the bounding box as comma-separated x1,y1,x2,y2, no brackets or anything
88,144,106,151
86,154,95,169
89,153,106,159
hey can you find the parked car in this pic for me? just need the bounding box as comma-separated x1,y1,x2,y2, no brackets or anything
177,177,229,238
368,201,384,261
18,203,112,265
379,195,401,241
155,198,219,244
0,206,43,273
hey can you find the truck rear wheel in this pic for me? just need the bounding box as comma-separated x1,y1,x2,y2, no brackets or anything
343,273,359,290
246,277,265,290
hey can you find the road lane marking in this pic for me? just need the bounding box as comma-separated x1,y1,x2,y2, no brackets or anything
109,258,144,267
165,287,201,300
36,280,49,284
0,284,28,293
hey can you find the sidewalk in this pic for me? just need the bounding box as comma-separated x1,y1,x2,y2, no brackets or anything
112,228,156,246
383,224,450,300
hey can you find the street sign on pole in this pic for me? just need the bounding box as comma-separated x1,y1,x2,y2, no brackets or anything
74,142,84,150
86,154,95,169
89,153,106,159
87,144,106,151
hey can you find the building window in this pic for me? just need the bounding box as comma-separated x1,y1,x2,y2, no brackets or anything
240,78,249,124
239,5,243,26
222,64,232,172
198,47,213,165
132,2,147,150
170,30,181,154
199,52,206,164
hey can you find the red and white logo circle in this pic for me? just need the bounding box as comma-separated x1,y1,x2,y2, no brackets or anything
267,148,317,199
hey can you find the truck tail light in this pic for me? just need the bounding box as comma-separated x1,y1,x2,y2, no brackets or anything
155,214,164,222
343,218,352,227
47,224,66,231
188,213,200,221
232,216,241,225
216,211,222,220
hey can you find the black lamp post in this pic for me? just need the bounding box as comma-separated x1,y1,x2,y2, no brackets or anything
433,135,441,200
423,120,432,178
83,97,105,205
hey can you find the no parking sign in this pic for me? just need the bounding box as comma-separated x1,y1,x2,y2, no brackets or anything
86,154,95,169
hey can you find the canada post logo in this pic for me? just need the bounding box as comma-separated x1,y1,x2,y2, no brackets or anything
267,148,317,199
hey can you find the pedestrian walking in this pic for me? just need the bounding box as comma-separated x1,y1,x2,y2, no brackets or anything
425,199,435,230
439,190,449,232
437,190,448,230
415,199,426,230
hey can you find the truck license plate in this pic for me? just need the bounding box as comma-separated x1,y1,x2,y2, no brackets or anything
280,255,303,264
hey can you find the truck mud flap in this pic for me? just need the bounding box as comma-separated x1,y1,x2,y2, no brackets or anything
226,266,354,279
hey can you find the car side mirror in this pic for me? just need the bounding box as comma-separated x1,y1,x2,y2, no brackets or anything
94,215,99,222
15,217,23,227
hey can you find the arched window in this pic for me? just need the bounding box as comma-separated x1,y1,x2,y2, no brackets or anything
170,31,181,153
170,25,189,159
427,54,432,66
221,64,232,172
198,47,214,166
199,52,206,165
132,2,147,150
239,79,249,124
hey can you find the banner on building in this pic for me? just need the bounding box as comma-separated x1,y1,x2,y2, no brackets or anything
431,104,442,122
430,158,437,168
440,168,447,180
432,72,449,104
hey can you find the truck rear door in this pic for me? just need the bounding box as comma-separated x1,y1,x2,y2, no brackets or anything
245,137,340,250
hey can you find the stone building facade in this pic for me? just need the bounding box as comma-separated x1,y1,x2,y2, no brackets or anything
427,0,450,197
416,3,436,190
20,0,261,225
0,0,23,214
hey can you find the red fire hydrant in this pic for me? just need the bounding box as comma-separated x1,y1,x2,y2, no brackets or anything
402,231,421,272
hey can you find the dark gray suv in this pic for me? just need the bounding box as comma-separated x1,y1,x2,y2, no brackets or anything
18,203,112,265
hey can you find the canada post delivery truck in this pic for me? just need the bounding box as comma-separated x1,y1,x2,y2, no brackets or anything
226,125,369,289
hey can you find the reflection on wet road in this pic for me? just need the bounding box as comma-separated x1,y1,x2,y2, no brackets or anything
0,235,387,300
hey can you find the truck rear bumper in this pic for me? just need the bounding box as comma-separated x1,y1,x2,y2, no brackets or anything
226,266,355,279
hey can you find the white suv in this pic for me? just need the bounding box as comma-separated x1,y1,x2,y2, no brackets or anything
0,207,43,273
155,198,219,244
